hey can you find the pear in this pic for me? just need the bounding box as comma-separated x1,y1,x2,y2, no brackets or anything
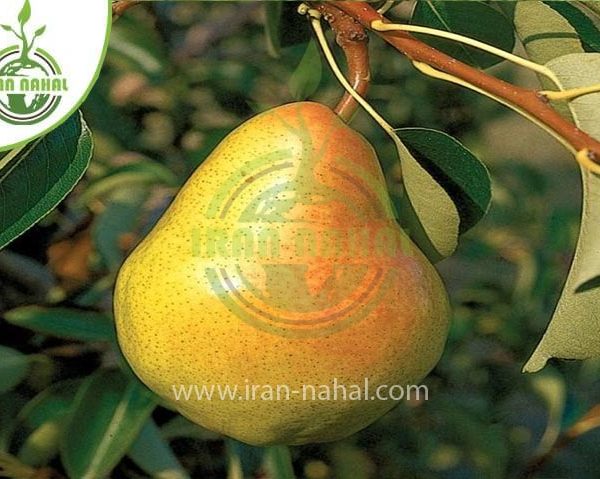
114,101,450,446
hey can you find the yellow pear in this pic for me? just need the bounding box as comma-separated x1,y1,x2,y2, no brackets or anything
114,101,450,446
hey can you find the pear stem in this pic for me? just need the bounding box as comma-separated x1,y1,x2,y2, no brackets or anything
312,3,370,123
303,6,395,137
324,1,600,174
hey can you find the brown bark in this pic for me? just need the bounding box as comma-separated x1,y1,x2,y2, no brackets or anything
314,3,370,121
331,1,600,165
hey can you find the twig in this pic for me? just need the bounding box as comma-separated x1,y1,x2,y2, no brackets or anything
0,251,56,297
519,404,600,478
313,3,370,122
331,1,600,169
519,437,568,479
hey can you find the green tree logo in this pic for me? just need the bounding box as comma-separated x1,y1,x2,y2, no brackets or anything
0,0,66,125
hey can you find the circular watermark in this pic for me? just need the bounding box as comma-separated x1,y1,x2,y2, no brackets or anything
192,106,414,338
0,0,110,149
0,46,62,125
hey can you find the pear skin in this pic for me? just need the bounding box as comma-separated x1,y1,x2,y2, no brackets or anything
114,101,450,446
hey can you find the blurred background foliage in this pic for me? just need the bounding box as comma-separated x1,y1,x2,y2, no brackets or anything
1,1,600,478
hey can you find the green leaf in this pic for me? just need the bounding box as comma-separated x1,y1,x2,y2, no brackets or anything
264,2,282,58
0,346,29,394
18,0,31,26
128,421,190,479
34,25,45,37
0,113,93,251
0,392,27,451
512,0,584,120
263,446,295,479
542,1,600,52
288,39,322,101
12,380,79,438
17,421,62,467
78,161,178,206
92,188,148,270
389,187,444,263
583,1,600,18
392,134,460,260
411,0,516,69
0,25,13,32
61,369,156,479
226,440,265,479
160,416,219,442
524,53,600,372
395,128,491,234
513,1,584,65
109,16,168,82
4,307,115,342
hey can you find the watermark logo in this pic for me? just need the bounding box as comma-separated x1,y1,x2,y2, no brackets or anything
193,105,415,338
0,0,110,149
0,1,65,125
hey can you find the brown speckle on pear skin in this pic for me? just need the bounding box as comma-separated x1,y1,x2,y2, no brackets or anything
114,102,450,446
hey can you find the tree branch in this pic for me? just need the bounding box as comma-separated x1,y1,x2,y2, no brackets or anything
314,3,370,122
331,1,600,166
